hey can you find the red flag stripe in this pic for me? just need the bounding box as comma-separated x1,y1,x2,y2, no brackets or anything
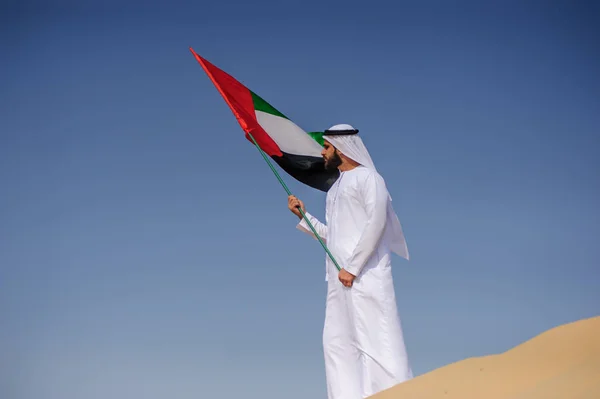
190,48,282,157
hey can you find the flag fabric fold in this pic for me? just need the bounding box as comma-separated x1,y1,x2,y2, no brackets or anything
190,47,339,192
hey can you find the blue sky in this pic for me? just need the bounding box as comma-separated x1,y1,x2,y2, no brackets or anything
1,1,598,398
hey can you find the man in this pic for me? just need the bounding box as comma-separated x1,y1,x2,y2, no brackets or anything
288,124,412,399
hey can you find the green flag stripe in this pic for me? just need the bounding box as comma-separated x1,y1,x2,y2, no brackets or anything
308,132,325,146
251,91,288,120
251,91,326,148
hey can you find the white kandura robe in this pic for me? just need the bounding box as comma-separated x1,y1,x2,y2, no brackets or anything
297,165,413,399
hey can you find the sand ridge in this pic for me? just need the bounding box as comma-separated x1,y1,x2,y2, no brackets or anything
370,316,600,399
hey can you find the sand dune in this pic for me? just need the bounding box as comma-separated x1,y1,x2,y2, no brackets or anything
371,316,600,399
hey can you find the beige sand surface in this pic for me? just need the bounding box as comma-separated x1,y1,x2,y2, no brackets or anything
370,316,600,399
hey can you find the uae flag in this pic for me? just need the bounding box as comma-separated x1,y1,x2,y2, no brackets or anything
190,48,339,192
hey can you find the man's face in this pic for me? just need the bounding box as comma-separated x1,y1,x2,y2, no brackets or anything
322,140,342,170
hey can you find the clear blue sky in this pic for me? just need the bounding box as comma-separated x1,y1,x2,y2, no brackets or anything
2,1,598,398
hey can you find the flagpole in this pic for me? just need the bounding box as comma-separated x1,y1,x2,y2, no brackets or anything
245,130,342,272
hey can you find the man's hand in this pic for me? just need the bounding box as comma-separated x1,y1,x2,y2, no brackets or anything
339,269,356,287
288,195,305,219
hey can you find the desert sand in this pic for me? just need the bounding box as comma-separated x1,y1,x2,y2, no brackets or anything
370,315,600,399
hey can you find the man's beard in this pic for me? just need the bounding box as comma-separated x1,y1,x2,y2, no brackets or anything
324,151,342,170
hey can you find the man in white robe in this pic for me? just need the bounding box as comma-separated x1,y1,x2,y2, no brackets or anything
287,124,413,399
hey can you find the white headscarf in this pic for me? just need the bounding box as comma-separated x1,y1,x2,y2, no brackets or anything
323,124,410,260
323,125,377,171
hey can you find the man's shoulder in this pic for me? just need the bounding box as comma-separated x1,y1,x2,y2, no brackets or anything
348,167,388,196
352,166,385,183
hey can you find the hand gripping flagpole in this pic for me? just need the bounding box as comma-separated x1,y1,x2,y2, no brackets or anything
245,130,342,272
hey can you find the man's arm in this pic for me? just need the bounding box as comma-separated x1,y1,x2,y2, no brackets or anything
344,171,388,277
288,195,327,242
297,212,328,242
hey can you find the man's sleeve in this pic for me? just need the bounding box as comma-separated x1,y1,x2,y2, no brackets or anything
296,212,327,243
344,172,388,276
